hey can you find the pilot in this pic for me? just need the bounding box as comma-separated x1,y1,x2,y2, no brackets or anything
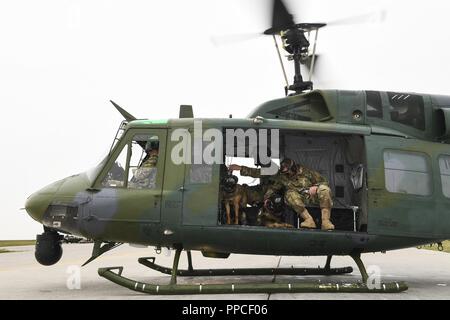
265,158,335,230
130,137,159,189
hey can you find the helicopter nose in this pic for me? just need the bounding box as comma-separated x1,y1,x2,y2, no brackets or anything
25,193,49,223
25,180,64,223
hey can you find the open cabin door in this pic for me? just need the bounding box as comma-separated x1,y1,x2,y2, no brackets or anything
365,135,437,238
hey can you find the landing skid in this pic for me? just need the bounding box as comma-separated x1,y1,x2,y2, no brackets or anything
97,249,408,294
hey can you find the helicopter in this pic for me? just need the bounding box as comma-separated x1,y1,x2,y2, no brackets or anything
24,0,450,295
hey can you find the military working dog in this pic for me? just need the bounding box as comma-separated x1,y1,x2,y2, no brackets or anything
221,175,247,225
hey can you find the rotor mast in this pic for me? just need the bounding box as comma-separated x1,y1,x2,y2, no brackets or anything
264,0,326,95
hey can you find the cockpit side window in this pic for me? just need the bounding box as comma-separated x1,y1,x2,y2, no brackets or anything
127,134,160,189
100,132,161,189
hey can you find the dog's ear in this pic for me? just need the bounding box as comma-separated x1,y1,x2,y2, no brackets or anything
231,175,238,184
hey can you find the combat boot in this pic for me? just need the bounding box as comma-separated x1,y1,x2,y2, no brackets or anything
300,209,317,229
321,208,335,230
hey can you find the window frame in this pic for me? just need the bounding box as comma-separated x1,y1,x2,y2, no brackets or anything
386,92,426,131
383,149,433,197
438,154,450,198
366,91,383,119
93,128,165,190
126,134,160,190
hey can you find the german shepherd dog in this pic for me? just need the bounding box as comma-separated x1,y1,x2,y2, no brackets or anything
221,175,247,225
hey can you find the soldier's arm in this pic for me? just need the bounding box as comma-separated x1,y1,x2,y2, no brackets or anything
304,167,328,186
313,170,328,186
228,164,262,178
134,168,151,180
240,166,262,178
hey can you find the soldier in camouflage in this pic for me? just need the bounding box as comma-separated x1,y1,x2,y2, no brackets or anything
265,158,334,230
129,138,159,189
228,162,291,227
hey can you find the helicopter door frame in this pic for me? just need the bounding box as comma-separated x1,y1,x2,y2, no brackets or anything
431,149,450,238
179,135,221,227
85,128,168,240
365,134,437,238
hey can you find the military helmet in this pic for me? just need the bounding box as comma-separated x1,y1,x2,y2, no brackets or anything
265,192,285,215
280,158,296,174
145,136,159,152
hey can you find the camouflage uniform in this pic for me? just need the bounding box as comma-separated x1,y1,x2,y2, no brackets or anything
130,154,158,189
265,165,334,230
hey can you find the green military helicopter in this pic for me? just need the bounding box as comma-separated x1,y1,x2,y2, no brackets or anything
25,0,450,295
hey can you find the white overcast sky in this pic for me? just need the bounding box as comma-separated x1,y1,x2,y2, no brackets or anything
1,0,450,239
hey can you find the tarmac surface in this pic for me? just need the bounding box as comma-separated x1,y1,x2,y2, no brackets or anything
0,244,450,300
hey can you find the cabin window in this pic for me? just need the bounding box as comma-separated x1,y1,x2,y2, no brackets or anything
102,146,127,188
189,164,213,184
439,155,450,198
366,91,383,118
388,92,425,130
185,139,216,184
384,150,432,196
127,134,159,189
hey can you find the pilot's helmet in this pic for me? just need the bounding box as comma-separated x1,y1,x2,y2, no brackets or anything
145,136,159,152
280,158,296,174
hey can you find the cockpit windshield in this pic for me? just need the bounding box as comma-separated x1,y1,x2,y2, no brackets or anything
86,156,108,182
85,121,128,183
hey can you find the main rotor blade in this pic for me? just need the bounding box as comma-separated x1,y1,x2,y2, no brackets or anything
327,10,387,27
264,0,296,35
210,32,262,47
